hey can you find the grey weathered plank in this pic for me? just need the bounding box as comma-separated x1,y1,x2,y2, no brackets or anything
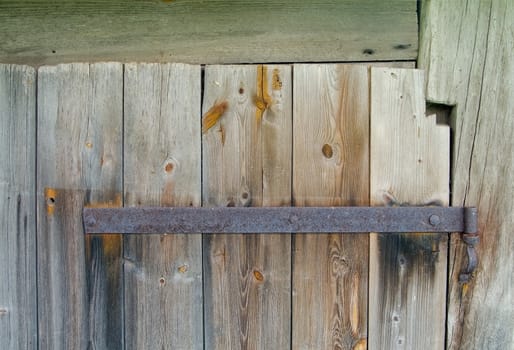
419,1,514,348
202,65,292,349
292,64,369,349
369,67,449,350
0,65,37,350
123,63,203,350
0,1,417,65
37,63,123,350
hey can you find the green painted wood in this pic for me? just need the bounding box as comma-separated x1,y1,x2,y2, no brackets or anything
0,64,37,350
0,0,417,65
37,63,123,350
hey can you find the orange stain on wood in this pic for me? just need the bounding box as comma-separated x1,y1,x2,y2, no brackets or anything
45,188,57,215
255,65,273,122
461,282,469,298
262,66,272,105
202,100,228,134
271,68,282,91
84,193,123,256
353,338,367,350
255,65,265,122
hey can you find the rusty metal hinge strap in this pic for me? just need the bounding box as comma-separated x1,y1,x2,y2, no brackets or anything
83,206,477,235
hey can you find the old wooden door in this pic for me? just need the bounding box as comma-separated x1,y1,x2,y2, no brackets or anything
2,63,449,349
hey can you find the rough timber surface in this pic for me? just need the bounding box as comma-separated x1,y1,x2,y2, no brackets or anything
37,63,123,350
0,0,417,65
123,63,202,350
369,67,450,350
419,1,514,348
292,64,370,349
202,65,292,349
0,65,36,349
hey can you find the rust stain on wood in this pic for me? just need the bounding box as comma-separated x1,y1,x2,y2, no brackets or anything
202,100,228,134
255,65,273,122
255,65,266,122
271,68,282,91
353,338,367,350
45,187,57,215
84,194,123,256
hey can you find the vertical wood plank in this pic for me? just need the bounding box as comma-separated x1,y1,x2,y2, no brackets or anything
420,1,514,348
202,65,292,349
0,65,37,349
123,63,203,350
292,64,370,349
369,67,449,350
37,63,123,350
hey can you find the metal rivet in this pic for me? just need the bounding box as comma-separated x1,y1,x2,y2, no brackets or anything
429,215,441,226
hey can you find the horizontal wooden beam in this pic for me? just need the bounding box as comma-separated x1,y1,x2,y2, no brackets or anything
0,0,418,65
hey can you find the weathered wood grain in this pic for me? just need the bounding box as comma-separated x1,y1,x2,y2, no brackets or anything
202,65,292,349
123,63,203,350
292,64,369,349
0,65,36,349
369,67,449,350
0,1,417,65
419,1,514,348
37,63,123,350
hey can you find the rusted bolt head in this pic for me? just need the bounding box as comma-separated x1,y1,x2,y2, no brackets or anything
85,216,97,227
429,215,441,226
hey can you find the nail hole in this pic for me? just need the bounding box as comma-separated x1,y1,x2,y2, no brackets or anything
394,43,412,50
239,87,244,94
47,197,55,205
159,277,166,285
242,192,248,199
165,163,174,173
362,48,375,55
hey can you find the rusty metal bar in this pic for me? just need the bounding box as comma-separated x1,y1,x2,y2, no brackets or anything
83,206,477,235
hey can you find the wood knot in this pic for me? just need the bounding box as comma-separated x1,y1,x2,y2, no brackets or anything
239,191,251,207
164,162,174,173
322,144,333,158
253,269,264,282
